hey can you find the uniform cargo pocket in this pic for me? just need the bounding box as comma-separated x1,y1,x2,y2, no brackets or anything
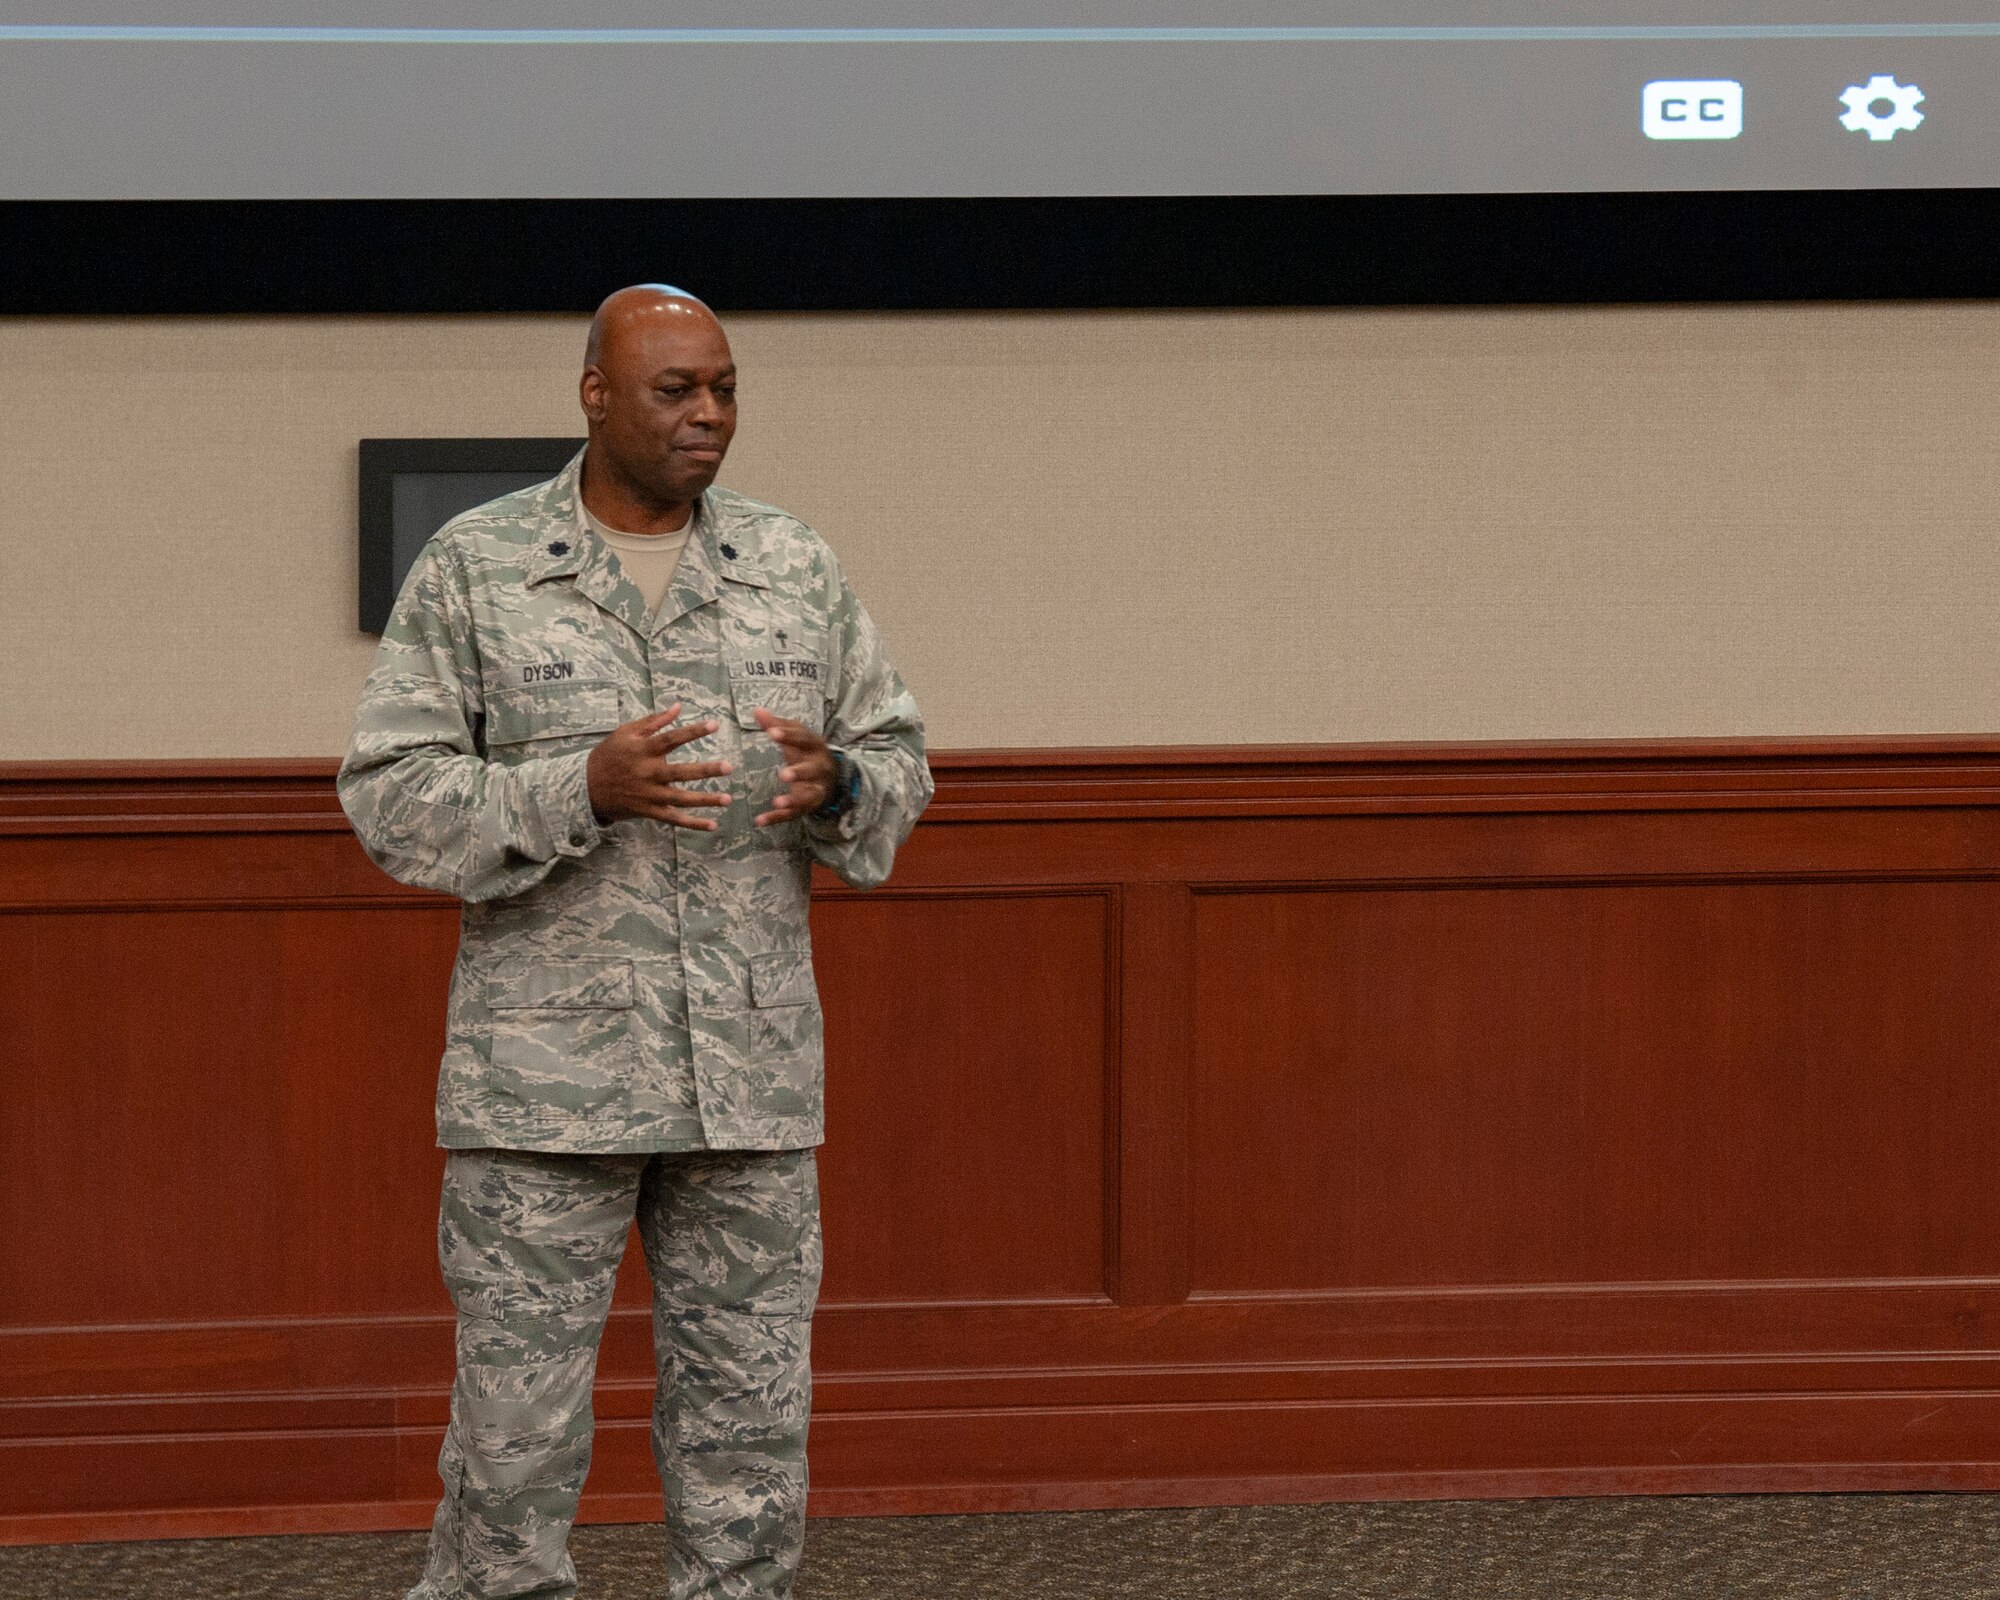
484,959,639,1103
749,950,816,1009
745,951,821,1120
485,678,622,753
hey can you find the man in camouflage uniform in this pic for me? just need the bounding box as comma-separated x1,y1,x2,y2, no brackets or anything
338,285,931,1600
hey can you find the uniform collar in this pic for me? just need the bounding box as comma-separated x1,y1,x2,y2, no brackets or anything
525,449,761,638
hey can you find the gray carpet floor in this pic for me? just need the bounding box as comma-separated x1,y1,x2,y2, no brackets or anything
5,1496,1999,1599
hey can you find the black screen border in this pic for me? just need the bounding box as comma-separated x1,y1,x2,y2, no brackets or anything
7,190,2000,314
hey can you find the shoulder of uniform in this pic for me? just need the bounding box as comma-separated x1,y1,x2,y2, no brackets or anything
707,488,835,576
429,477,569,566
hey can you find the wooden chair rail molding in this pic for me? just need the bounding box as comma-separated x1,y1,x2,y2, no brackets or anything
8,737,2000,1545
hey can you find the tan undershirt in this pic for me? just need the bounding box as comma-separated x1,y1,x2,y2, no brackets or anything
578,500,691,619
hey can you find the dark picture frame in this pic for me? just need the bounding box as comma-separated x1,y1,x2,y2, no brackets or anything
358,436,583,634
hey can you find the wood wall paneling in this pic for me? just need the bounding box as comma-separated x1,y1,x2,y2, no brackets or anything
5,907,457,1328
1189,880,2000,1294
813,889,1115,1307
1112,882,1193,1307
6,741,2000,1544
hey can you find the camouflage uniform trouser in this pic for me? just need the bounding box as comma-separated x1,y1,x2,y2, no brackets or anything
407,1146,823,1600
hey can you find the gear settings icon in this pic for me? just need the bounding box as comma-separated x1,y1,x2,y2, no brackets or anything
1839,74,1925,141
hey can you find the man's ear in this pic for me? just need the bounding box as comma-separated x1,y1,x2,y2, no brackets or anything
579,365,607,424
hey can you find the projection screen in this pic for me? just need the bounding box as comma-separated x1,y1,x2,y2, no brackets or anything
0,3,1987,200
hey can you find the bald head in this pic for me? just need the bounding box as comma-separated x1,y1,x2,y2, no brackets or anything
578,284,737,529
583,283,721,371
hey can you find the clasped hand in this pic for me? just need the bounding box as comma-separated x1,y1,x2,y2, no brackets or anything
585,701,835,830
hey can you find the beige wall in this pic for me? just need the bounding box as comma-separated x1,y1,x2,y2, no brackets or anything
3,303,1997,760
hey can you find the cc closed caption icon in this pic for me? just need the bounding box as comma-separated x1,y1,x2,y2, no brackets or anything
1642,80,1744,140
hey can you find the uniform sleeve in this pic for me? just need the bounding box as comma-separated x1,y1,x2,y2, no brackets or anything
336,533,605,903
803,550,933,889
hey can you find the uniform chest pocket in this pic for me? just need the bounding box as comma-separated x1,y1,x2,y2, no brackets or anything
484,678,621,760
728,643,830,733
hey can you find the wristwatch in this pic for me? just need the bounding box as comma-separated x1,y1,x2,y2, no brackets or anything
812,747,862,821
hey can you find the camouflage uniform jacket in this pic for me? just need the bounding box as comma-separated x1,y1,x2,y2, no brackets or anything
338,451,932,1154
